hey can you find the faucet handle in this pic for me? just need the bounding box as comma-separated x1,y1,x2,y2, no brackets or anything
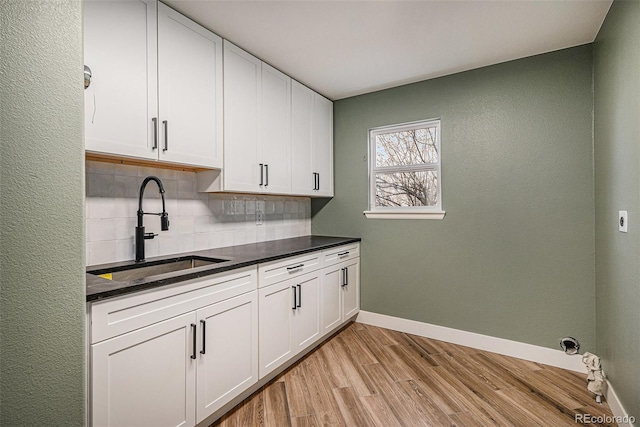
144,232,158,240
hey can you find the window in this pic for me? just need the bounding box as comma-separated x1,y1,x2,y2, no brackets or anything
365,119,444,219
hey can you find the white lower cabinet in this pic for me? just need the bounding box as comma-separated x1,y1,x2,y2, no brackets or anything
91,312,197,427
89,244,359,426
90,269,258,427
196,292,258,423
342,258,360,319
258,270,321,378
321,257,360,337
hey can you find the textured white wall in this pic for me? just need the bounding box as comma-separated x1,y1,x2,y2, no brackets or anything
0,1,85,424
86,161,311,265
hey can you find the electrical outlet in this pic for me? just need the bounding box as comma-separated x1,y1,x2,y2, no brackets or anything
256,201,265,226
619,210,628,233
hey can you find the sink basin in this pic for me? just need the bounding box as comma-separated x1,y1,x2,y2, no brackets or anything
88,255,228,281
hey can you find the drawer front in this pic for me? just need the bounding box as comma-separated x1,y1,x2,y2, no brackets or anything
90,266,257,343
258,253,322,288
323,243,360,267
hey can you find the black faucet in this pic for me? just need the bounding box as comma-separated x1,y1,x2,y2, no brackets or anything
135,176,170,262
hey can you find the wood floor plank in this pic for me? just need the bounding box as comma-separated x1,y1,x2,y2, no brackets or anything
359,394,403,427
329,336,378,397
332,387,377,426
533,366,595,404
478,350,543,374
387,343,439,380
430,352,502,393
209,323,614,427
449,411,491,427
496,387,579,426
263,381,292,427
282,363,315,418
290,415,319,427
334,325,378,365
419,364,517,426
395,379,455,426
299,352,346,426
351,327,414,382
362,362,430,426
361,323,400,346
311,341,350,390
215,390,265,427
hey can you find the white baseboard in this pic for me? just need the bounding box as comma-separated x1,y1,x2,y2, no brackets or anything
357,311,635,424
356,310,586,372
605,381,637,427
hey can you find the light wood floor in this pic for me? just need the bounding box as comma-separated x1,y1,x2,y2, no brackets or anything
211,322,615,427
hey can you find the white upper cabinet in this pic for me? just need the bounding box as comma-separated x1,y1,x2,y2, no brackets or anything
157,3,223,168
84,0,223,169
84,0,158,161
313,94,334,197
260,63,292,194
291,81,314,195
222,42,292,194
290,82,334,197
223,41,262,192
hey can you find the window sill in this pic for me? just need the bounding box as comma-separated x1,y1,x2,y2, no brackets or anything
363,210,446,220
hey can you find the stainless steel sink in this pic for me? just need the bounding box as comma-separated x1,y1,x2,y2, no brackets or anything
88,255,228,281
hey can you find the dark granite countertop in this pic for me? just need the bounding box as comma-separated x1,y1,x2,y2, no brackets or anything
86,235,360,302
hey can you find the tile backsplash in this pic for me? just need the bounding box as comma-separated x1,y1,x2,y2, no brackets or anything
86,161,311,266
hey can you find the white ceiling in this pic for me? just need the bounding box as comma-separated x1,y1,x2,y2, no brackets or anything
164,0,612,100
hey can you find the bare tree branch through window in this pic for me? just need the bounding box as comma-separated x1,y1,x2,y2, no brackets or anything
369,120,441,210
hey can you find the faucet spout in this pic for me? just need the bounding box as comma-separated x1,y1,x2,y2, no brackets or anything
135,176,170,262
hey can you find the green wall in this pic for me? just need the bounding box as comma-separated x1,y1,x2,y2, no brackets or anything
0,1,86,425
313,45,596,351
594,0,640,418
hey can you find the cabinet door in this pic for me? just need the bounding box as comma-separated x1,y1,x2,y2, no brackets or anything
260,63,292,194
258,281,294,378
91,312,196,427
292,271,321,353
157,3,223,168
84,0,157,160
342,258,360,320
313,94,334,197
290,81,314,195
320,263,343,336
196,292,258,423
223,41,261,192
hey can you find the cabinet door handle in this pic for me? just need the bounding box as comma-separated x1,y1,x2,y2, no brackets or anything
259,164,264,186
287,263,304,271
162,120,168,152
292,286,297,310
152,117,158,150
337,251,350,257
313,173,318,190
190,323,197,360
297,284,301,308
342,268,348,287
346,267,349,286
200,319,206,355
317,173,320,191
265,164,269,187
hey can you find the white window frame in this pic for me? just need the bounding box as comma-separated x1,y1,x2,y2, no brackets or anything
364,119,445,220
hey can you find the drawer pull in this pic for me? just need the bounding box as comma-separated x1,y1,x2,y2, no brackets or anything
337,251,350,257
287,264,304,271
